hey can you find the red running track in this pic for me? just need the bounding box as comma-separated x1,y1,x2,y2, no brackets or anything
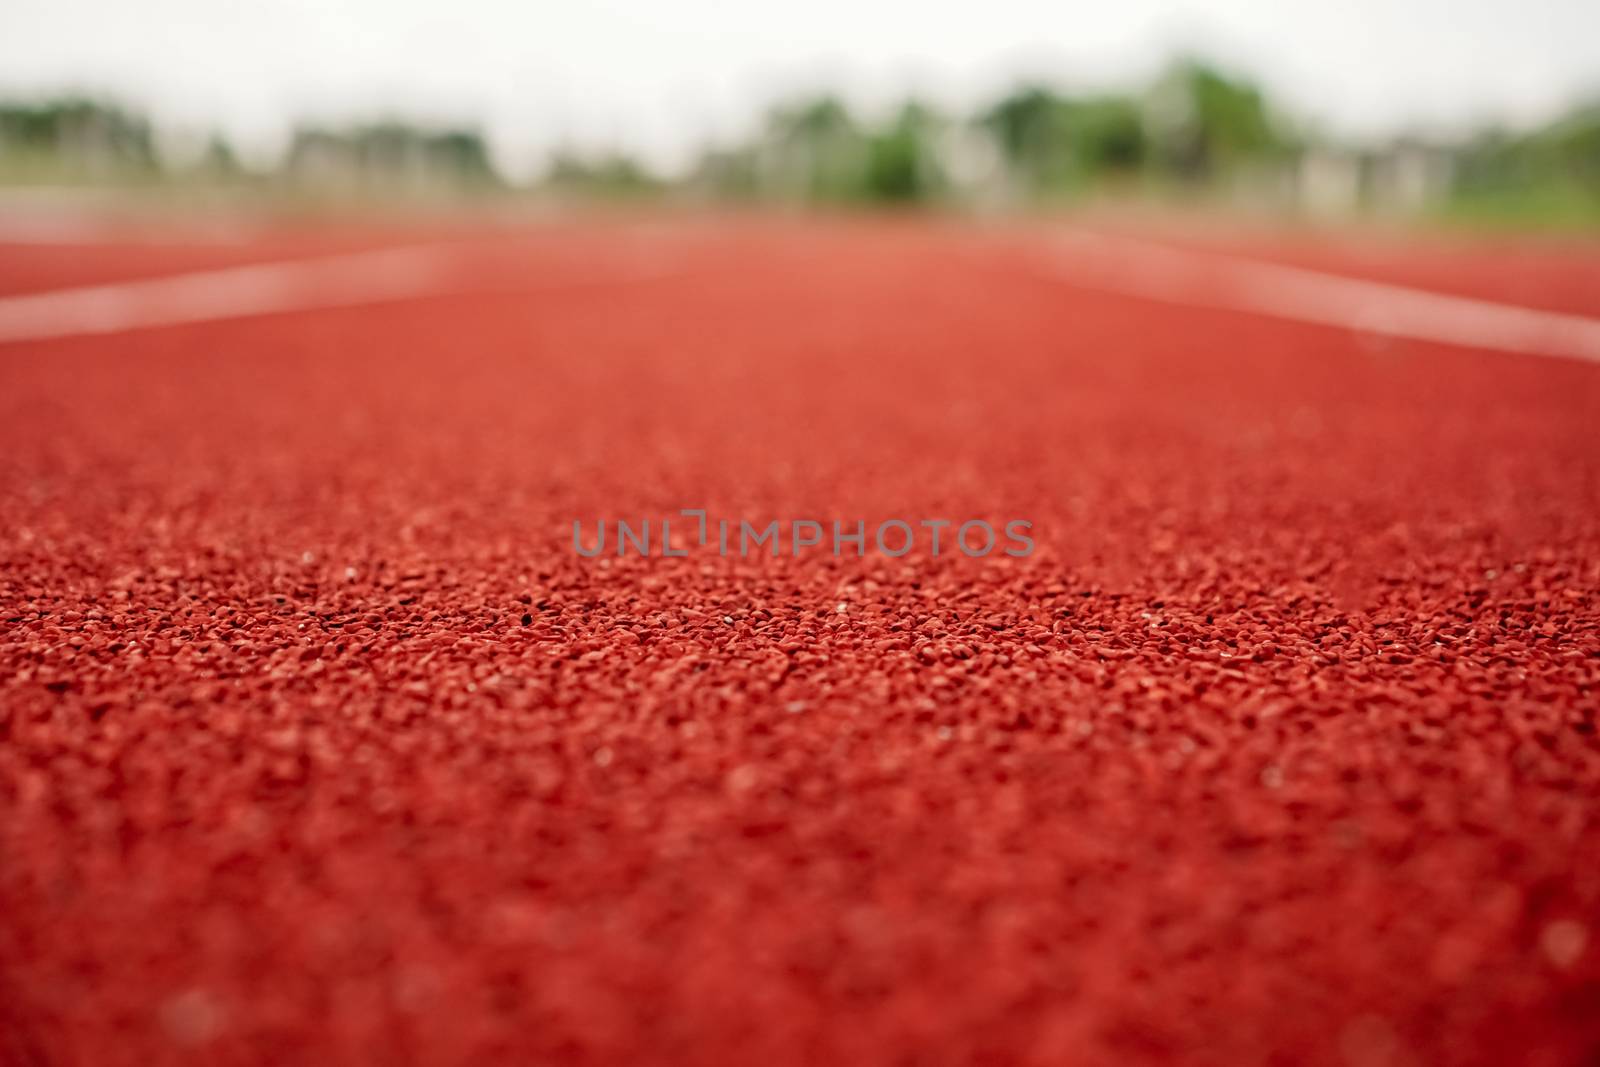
1,217,1598,1066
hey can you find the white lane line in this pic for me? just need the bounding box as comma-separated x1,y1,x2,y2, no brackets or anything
0,245,463,344
0,234,699,345
1039,231,1600,364
0,210,259,246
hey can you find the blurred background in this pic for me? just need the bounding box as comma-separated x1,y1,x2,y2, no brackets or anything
0,0,1597,227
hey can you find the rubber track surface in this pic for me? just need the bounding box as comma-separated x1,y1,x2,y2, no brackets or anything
2,219,1598,1066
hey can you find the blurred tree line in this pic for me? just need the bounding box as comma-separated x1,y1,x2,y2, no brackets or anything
283,123,497,193
676,62,1300,207
1449,104,1600,225
0,97,158,180
1,60,1596,223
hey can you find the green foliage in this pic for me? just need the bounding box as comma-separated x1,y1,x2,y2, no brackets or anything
763,95,868,202
544,151,663,197
743,96,949,204
1456,107,1600,196
688,146,762,200
1444,105,1600,228
1144,60,1290,180
0,97,157,179
981,87,1074,189
863,104,944,203
1071,98,1147,174
981,88,1145,192
285,123,498,190
1,61,1596,225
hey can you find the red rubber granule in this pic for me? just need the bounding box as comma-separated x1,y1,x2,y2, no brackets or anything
1,219,1597,1066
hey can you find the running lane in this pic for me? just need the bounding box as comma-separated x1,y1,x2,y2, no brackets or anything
1,219,1597,1067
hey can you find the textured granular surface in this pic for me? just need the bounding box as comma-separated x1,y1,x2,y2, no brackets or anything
1,219,1598,1066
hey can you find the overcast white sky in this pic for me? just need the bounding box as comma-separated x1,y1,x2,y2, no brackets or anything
3,0,1598,177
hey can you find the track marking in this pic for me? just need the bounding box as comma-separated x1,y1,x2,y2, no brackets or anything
0,209,259,246
0,234,691,345
1039,231,1600,364
0,245,463,344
